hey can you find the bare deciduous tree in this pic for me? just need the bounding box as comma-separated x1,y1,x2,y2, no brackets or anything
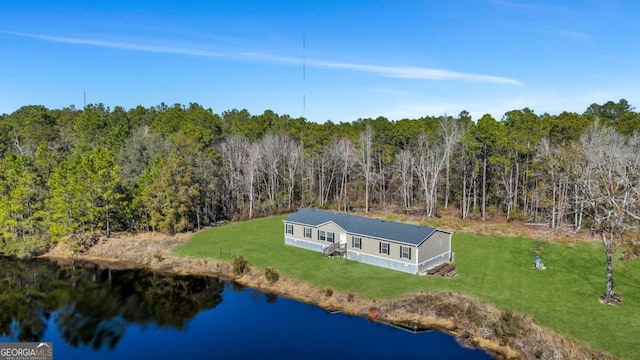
243,141,261,219
221,135,248,216
334,137,356,211
316,146,337,207
438,115,465,209
283,138,302,210
259,133,285,205
359,124,375,213
413,133,446,217
394,148,414,212
459,146,479,220
576,122,640,304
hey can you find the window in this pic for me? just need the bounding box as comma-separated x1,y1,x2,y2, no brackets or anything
400,246,411,260
304,227,312,238
352,236,361,249
326,232,334,243
286,224,293,235
379,242,389,255
319,230,334,242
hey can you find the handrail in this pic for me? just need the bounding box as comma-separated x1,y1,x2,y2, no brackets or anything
323,242,338,257
323,242,347,257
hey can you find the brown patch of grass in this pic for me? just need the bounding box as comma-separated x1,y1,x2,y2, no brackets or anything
359,208,599,244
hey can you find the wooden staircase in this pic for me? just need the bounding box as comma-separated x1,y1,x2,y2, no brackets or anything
323,242,347,257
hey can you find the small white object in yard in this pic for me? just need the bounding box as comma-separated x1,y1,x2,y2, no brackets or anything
533,255,546,270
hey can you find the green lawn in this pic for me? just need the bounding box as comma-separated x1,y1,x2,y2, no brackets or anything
174,215,640,359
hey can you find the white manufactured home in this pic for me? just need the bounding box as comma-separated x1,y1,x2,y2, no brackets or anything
284,208,453,275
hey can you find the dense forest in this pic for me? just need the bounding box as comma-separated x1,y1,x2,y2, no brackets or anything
1,100,639,300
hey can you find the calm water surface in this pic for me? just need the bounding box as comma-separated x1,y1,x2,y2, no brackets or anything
0,258,493,359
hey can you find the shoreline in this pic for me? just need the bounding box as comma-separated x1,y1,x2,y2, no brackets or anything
41,233,614,360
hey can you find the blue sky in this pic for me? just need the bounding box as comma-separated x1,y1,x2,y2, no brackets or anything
1,0,639,122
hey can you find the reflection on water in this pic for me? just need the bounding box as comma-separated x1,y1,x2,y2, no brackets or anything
0,257,493,359
0,257,223,349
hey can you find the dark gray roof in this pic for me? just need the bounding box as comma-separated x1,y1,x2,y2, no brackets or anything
285,208,442,246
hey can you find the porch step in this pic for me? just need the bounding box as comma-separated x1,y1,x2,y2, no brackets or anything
323,242,347,257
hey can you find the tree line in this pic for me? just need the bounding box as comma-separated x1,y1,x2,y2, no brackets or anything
1,99,639,302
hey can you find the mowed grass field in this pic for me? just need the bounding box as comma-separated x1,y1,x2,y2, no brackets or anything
173,215,640,359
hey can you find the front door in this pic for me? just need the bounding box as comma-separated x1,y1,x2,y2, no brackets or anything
339,233,347,244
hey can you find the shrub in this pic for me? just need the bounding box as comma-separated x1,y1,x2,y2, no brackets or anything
507,208,528,222
485,205,501,219
323,288,333,297
0,235,50,258
347,292,355,302
232,255,249,275
493,310,522,345
264,267,280,284
368,307,381,319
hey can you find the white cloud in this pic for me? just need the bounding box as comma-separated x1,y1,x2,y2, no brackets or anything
3,31,521,86
308,60,522,85
2,31,259,60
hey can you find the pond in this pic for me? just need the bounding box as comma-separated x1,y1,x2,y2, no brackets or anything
0,258,493,359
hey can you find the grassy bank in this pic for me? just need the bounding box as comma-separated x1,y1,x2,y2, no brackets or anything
173,215,639,359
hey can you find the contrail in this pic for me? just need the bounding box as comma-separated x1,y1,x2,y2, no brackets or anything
2,30,522,85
